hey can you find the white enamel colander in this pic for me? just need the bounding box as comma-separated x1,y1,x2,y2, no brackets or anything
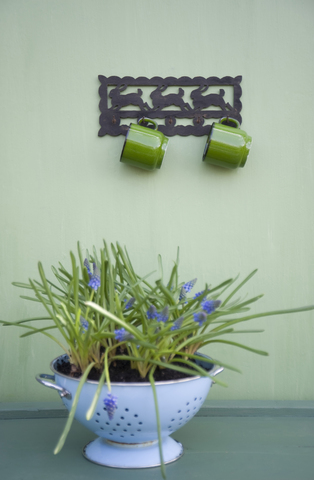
36,353,223,468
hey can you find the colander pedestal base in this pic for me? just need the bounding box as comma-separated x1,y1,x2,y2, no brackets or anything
83,436,183,468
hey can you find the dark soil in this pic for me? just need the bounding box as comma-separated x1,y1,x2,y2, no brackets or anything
55,350,213,383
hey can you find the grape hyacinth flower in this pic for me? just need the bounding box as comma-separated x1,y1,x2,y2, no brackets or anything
194,289,210,299
193,311,207,326
84,259,101,291
84,258,91,276
124,297,135,310
179,278,197,301
104,393,118,420
80,316,88,332
114,328,134,342
147,305,157,320
89,264,101,291
201,299,221,315
194,291,203,299
157,306,169,323
170,316,184,331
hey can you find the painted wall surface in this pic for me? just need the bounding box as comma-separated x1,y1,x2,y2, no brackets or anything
1,0,314,403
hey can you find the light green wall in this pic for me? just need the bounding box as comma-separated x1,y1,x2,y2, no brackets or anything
1,0,314,403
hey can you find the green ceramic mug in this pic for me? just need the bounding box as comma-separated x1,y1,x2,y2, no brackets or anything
120,118,169,171
202,117,252,169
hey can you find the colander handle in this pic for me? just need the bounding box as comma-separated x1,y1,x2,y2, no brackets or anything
36,373,72,400
211,366,224,383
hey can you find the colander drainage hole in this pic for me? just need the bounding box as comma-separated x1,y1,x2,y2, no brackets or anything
95,420,99,423
186,402,190,405
125,408,129,412
127,423,131,426
137,429,141,432
177,410,181,413
171,419,175,422
120,416,124,420
106,422,110,425
116,423,120,426
123,429,127,432
113,428,116,431
138,422,143,425
194,397,197,401
96,412,100,416
100,427,104,430
134,414,138,417
131,434,134,437
187,409,190,412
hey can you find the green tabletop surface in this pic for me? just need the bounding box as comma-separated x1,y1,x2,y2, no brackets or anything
1,402,314,480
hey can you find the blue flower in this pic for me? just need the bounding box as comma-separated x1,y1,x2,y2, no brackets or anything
84,258,91,276
88,263,101,291
194,289,210,299
124,297,135,310
193,312,207,326
179,278,197,301
157,306,169,323
114,328,134,342
147,305,157,320
84,259,101,291
104,393,118,420
201,299,221,315
80,316,88,331
170,316,184,331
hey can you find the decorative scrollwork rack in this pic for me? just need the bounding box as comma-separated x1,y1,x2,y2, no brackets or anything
98,75,242,137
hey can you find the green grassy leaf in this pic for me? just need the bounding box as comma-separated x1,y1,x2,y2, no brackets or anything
54,362,96,454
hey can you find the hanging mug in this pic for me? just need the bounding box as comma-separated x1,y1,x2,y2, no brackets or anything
120,118,169,171
202,118,252,169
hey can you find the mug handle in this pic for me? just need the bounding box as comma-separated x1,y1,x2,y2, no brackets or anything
219,117,240,129
138,117,158,130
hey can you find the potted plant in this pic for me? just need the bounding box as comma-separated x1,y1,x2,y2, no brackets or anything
2,240,314,478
